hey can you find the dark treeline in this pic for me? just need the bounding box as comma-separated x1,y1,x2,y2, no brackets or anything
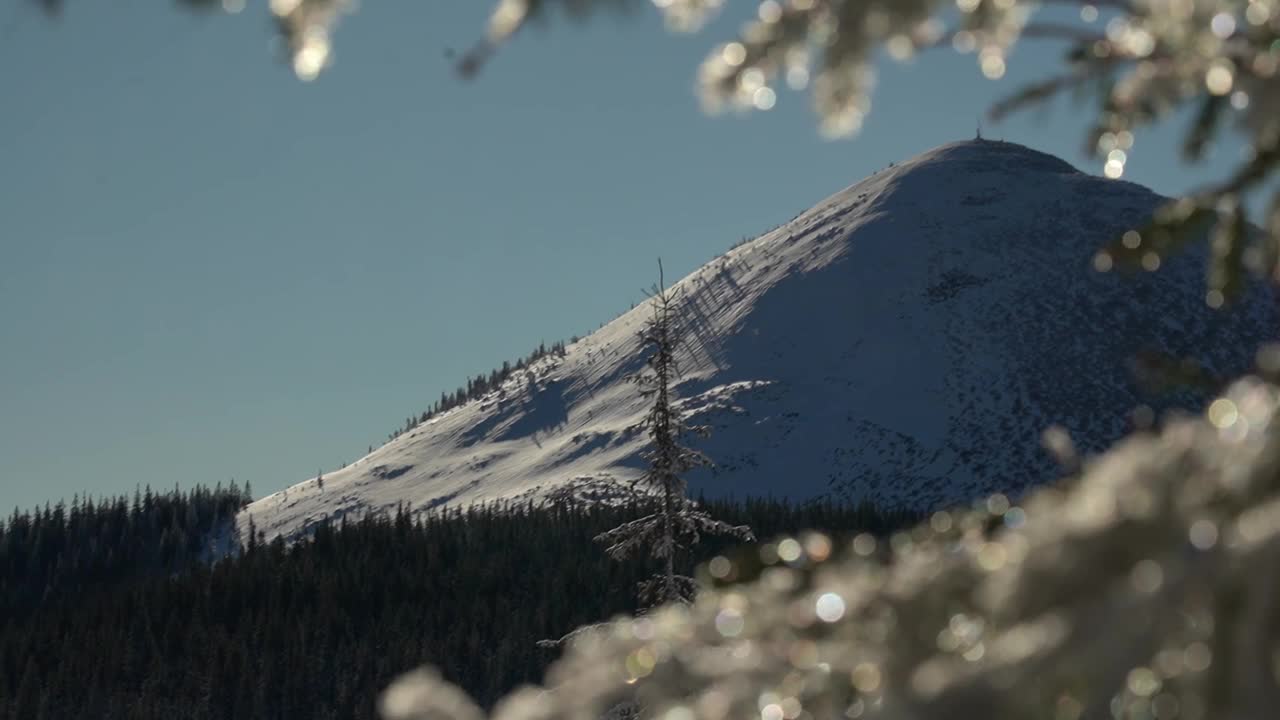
0,483,251,616
0,489,917,720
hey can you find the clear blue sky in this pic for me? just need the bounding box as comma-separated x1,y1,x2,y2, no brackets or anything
0,2,1246,511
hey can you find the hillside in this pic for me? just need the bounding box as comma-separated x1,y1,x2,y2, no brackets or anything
241,139,1277,541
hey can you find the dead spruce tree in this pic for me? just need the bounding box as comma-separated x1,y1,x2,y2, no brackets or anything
596,261,753,607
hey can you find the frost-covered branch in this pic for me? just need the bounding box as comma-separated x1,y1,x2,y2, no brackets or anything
595,513,665,560
535,622,613,650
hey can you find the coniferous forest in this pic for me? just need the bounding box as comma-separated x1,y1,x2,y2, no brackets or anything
0,487,916,720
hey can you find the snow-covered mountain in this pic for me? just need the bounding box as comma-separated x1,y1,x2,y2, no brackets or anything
241,140,1277,540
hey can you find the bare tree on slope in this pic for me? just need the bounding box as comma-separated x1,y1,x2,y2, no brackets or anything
595,260,753,607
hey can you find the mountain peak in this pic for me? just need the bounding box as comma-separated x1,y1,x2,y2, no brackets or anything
916,138,1081,169
799,139,1098,230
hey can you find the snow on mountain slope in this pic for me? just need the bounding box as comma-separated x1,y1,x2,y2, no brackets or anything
241,140,1278,541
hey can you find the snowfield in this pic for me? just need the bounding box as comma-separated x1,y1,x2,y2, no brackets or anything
241,140,1277,541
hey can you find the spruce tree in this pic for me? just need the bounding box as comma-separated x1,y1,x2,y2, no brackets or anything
595,260,752,606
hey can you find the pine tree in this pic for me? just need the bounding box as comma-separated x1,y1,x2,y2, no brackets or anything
595,260,752,606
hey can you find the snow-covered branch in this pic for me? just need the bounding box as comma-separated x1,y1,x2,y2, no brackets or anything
595,514,665,560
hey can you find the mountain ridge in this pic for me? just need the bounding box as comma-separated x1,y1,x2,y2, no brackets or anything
241,139,1277,541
